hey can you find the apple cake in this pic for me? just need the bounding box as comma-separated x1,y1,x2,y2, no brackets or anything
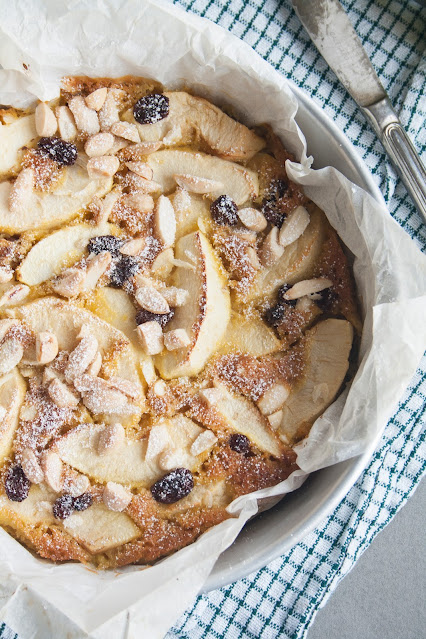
0,77,360,567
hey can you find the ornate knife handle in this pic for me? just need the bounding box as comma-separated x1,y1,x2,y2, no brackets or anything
363,97,426,223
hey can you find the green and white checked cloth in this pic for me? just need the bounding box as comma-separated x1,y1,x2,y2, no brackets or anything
1,1,425,639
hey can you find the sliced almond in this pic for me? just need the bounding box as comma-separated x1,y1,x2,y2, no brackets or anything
87,155,120,178
154,195,176,247
41,450,63,493
190,429,217,456
119,237,146,256
122,192,154,213
151,247,174,278
238,207,268,232
130,174,162,193
257,382,290,416
125,161,153,179
122,141,162,159
36,331,59,365
56,106,77,141
267,410,283,430
97,423,125,455
164,328,191,351
21,448,44,484
145,423,170,461
103,481,132,512
98,88,124,131
135,285,170,314
137,321,164,355
199,386,224,409
65,472,90,498
83,251,112,291
160,286,189,307
51,268,85,298
85,87,108,111
86,350,102,376
65,335,99,383
246,246,261,270
107,377,141,400
74,374,129,415
279,205,310,247
141,357,157,385
284,278,333,300
19,403,37,421
93,187,122,225
48,377,80,408
84,132,115,157
259,227,284,267
0,266,13,283
174,174,224,195
8,168,35,214
152,379,167,397
0,284,30,308
68,96,100,135
35,102,57,137
111,121,140,143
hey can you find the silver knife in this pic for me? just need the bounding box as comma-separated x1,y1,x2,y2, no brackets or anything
292,0,426,223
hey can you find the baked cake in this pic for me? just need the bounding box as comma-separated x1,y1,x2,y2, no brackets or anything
0,77,360,567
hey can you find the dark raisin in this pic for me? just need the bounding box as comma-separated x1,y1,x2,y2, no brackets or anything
73,492,93,512
151,468,194,504
87,235,123,257
133,93,169,125
261,178,288,227
37,137,77,166
268,178,288,200
210,195,239,226
229,433,251,454
53,494,74,520
264,304,286,327
5,465,30,502
136,307,175,328
109,256,140,287
316,287,337,311
277,284,297,307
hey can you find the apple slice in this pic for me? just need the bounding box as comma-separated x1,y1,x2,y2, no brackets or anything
63,504,140,554
0,164,112,233
246,205,326,303
155,231,231,379
55,415,204,487
0,484,56,527
146,150,258,206
128,92,265,161
17,223,112,286
171,191,211,240
0,369,26,463
279,319,353,444
219,311,281,357
0,114,37,176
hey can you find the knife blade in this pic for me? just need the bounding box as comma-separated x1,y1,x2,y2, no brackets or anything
292,0,426,222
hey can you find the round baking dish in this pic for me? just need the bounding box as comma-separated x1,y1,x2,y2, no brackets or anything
205,82,386,591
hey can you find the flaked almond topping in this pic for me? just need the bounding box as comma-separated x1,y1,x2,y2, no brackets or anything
145,423,170,461
267,410,283,430
173,186,191,211
199,386,224,408
151,247,174,278
83,250,112,291
284,278,333,300
111,121,140,142
130,174,162,193
68,95,100,135
119,237,146,256
107,377,141,400
85,87,108,111
141,357,157,385
135,285,170,314
312,382,329,403
98,88,124,131
35,102,57,137
87,155,120,178
9,168,35,214
164,328,190,351
56,106,77,141
246,246,261,270
123,142,162,160
122,192,154,213
48,377,80,408
158,447,184,471
257,382,290,416
161,286,189,307
172,258,195,271
84,132,115,157
93,187,122,225
137,321,164,355
153,379,167,397
259,227,284,267
65,335,98,383
295,296,317,313
41,450,63,493
97,422,125,455
19,403,37,421
174,173,223,195
85,350,102,376
103,481,132,512
190,430,218,456
154,195,176,247
65,472,90,498
125,161,153,179
279,205,310,247
42,366,57,385
36,331,59,365
21,448,44,484
74,374,129,415
0,266,13,283
237,206,268,232
51,268,85,298
0,284,30,308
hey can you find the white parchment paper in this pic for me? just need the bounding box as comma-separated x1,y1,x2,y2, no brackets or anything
0,1,425,637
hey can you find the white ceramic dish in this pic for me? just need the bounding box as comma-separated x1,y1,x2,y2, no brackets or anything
205,82,386,592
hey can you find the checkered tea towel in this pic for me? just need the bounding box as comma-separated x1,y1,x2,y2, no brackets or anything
1,1,425,639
